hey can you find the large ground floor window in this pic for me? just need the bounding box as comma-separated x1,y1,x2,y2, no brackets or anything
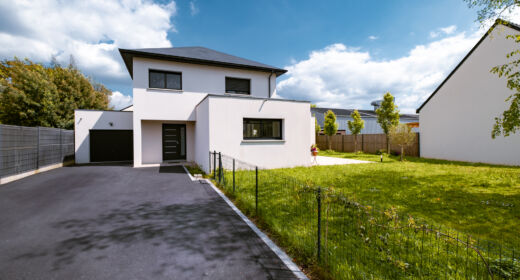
243,118,282,140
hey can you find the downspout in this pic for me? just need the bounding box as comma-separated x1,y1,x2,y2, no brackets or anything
268,70,274,98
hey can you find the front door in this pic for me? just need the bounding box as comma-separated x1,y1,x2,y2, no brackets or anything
162,124,186,161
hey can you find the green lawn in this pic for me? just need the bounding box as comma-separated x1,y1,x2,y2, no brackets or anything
299,151,520,244
215,152,520,279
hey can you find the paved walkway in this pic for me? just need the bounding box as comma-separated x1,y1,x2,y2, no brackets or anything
311,155,372,165
0,165,299,280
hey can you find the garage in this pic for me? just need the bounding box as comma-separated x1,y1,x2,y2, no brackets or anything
89,130,133,162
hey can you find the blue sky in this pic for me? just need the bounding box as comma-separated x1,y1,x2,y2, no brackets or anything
1,0,517,112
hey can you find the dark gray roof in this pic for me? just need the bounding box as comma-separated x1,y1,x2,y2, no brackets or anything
119,47,287,79
311,107,418,120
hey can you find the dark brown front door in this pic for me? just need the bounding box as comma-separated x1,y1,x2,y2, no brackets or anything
162,124,186,161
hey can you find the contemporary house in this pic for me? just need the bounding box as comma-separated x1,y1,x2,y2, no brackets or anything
75,47,314,172
417,20,520,166
312,106,419,135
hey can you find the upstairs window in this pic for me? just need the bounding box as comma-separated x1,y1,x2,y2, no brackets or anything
226,77,250,95
149,70,182,90
243,118,282,140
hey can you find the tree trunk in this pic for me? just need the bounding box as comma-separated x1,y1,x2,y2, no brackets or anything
386,134,390,154
400,146,404,161
327,135,331,150
354,134,357,153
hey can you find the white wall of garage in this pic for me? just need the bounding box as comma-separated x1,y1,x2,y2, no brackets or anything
74,110,133,164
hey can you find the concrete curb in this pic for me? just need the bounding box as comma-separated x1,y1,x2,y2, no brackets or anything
182,165,309,280
0,161,74,185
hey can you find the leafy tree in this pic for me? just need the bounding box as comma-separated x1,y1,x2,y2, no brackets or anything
464,0,520,138
464,0,519,26
347,109,364,153
0,58,111,129
389,123,416,161
314,114,321,134
376,92,400,153
323,110,338,150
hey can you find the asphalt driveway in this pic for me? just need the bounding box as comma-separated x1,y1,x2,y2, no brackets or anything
0,165,298,280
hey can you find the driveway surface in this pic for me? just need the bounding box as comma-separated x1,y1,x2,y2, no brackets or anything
0,165,298,280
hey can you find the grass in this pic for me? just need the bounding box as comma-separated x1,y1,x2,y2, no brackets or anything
301,151,520,244
213,151,520,279
184,164,207,177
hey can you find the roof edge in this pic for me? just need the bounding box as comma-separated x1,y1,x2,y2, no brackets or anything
118,48,288,79
195,94,310,108
119,104,133,111
416,18,520,113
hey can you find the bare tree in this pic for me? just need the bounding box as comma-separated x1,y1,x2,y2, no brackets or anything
389,123,416,161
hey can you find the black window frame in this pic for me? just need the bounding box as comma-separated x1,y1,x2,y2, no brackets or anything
243,118,283,140
148,69,182,90
226,77,251,95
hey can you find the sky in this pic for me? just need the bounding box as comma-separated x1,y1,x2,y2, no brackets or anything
1,0,519,112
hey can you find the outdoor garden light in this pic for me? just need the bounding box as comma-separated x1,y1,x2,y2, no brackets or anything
380,154,383,162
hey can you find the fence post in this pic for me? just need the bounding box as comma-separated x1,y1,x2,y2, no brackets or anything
36,127,40,169
59,129,63,163
255,166,258,214
342,135,345,152
218,152,222,184
317,187,322,262
208,151,211,175
361,134,364,152
213,151,216,179
232,159,235,193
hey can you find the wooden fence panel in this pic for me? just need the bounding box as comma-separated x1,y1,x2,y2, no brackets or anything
315,133,419,157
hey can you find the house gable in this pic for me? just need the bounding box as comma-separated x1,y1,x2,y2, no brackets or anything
416,19,520,113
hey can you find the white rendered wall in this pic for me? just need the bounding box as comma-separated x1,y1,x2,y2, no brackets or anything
310,116,316,145
195,99,211,172
141,120,195,164
419,25,520,166
133,57,275,98
74,110,133,164
204,96,312,169
132,56,278,166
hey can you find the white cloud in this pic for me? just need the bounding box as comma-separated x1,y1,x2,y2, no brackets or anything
0,0,177,85
190,1,199,15
368,35,378,41
276,29,484,113
430,25,457,38
109,91,133,110
441,25,457,35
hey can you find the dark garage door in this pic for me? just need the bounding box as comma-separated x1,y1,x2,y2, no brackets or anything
90,130,133,162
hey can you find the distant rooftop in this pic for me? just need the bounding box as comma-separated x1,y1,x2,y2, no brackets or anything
119,46,287,79
311,107,419,119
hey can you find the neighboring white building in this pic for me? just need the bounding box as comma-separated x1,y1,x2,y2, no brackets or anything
75,47,313,171
417,20,520,166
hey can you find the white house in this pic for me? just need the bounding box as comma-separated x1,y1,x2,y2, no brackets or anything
417,20,520,166
75,47,314,172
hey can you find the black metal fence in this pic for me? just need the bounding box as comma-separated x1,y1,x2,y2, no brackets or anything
209,151,520,279
0,124,74,178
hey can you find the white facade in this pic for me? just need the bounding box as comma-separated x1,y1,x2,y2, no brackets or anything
74,110,133,164
418,24,520,166
195,95,312,172
75,48,312,171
